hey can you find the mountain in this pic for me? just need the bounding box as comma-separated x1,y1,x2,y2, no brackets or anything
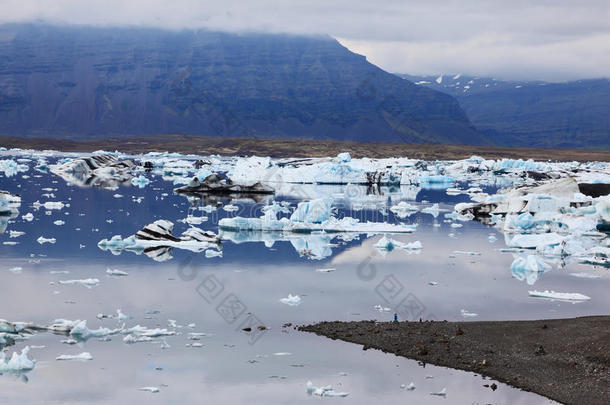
0,23,486,145
399,74,610,149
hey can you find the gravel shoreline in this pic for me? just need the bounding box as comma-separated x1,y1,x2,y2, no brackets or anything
299,316,610,405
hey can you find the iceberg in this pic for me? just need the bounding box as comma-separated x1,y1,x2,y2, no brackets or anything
51,154,136,188
0,346,35,373
373,236,422,255
98,220,221,261
510,255,552,285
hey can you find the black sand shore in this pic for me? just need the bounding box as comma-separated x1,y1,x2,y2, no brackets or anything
299,316,610,405
1,134,609,161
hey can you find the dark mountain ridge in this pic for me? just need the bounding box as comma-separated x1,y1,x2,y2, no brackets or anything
399,74,610,149
0,23,486,145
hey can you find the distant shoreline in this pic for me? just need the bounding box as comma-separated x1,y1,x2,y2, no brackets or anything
300,317,610,405
1,134,609,162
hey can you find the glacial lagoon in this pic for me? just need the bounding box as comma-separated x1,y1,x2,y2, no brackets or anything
1,150,608,404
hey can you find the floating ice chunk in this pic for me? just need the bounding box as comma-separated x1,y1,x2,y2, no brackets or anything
9,230,24,238
33,201,65,210
488,235,497,243
69,320,120,339
428,281,438,286
511,255,552,285
8,266,22,274
53,220,65,226
56,352,93,361
569,272,601,279
373,304,391,312
205,249,223,258
21,213,33,222
460,309,478,317
106,268,128,276
508,233,564,249
222,204,239,212
0,346,35,372
453,250,481,256
389,201,419,218
430,388,447,397
279,294,301,306
306,381,349,397
528,290,591,301
421,203,441,218
315,268,336,273
374,236,422,254
290,199,332,223
98,220,220,261
138,387,160,393
131,176,150,188
58,278,100,288
403,382,416,391
37,236,56,244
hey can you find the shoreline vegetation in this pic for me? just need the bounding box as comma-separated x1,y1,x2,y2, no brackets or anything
299,317,610,405
1,134,609,161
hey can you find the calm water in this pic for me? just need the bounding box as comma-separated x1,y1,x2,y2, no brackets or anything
1,154,606,404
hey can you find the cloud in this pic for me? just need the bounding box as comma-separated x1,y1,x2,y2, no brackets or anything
1,0,608,81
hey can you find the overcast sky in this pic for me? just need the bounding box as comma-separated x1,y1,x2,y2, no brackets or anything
1,0,609,81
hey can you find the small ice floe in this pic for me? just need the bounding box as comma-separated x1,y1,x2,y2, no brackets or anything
428,281,438,286
511,255,552,285
401,382,416,390
0,346,35,373
131,176,150,188
306,381,349,397
390,202,419,218
33,201,64,210
53,220,65,226
106,268,128,276
373,236,422,255
205,249,223,258
9,230,25,238
56,352,93,361
373,304,391,312
421,203,441,218
316,268,335,273
68,320,121,340
569,272,601,279
8,267,23,274
488,234,497,243
37,236,56,245
115,309,130,321
113,194,123,199
22,213,34,221
58,278,100,288
50,270,69,274
430,388,447,397
528,290,591,301
222,204,239,212
280,294,301,306
460,309,478,317
453,250,481,256
138,387,160,393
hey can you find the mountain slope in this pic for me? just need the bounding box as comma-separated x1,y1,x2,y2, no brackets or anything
399,74,610,149
0,24,486,145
